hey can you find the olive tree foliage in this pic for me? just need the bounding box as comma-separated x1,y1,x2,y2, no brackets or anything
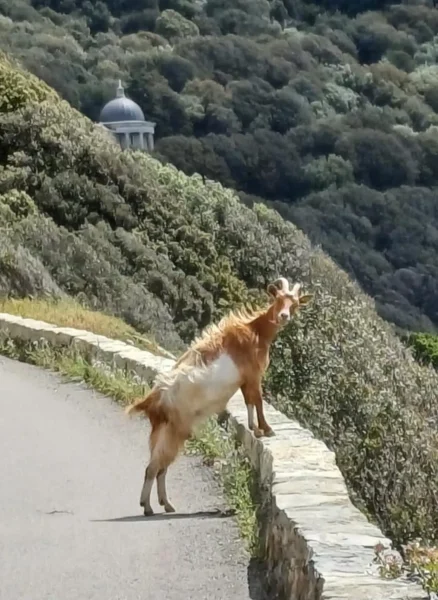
155,9,199,41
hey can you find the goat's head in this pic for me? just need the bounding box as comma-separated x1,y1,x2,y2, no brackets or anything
267,277,313,325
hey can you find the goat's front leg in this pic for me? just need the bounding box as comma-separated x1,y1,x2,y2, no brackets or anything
241,381,275,438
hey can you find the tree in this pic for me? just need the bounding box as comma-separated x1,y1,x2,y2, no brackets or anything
335,129,418,189
155,8,199,40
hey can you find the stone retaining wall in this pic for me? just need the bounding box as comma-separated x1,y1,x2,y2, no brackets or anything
0,313,426,600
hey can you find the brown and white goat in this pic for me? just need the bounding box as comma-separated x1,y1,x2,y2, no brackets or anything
125,277,313,515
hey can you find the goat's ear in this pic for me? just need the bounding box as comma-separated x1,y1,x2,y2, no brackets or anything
267,283,279,298
299,293,313,306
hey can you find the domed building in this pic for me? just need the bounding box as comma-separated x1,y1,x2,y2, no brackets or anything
98,81,155,152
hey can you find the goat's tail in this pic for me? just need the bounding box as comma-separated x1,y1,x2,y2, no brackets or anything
125,389,168,426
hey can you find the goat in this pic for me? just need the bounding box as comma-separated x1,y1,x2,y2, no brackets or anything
125,277,313,515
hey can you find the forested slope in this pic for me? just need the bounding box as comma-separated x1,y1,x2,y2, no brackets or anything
1,0,437,333
1,51,437,548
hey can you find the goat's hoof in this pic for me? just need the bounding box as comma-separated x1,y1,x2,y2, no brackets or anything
264,428,275,437
143,507,154,517
159,498,176,513
253,427,264,438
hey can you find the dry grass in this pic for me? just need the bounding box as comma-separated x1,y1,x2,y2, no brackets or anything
0,297,171,357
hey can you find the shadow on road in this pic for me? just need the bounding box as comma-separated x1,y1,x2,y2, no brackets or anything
92,510,272,599
91,508,236,523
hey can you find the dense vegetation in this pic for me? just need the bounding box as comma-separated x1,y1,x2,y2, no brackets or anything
405,331,438,369
1,0,438,335
1,52,437,549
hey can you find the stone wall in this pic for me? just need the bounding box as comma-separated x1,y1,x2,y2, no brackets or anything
0,313,426,600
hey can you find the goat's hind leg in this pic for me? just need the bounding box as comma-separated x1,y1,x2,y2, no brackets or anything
140,423,182,516
157,468,175,513
140,460,159,516
140,423,162,516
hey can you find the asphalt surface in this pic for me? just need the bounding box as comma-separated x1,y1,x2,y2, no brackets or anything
0,357,266,600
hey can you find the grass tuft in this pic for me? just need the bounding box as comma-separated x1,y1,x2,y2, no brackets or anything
186,418,260,553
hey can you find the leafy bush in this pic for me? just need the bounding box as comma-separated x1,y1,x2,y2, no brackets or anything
405,332,438,370
156,9,199,40
0,49,57,112
0,189,37,219
0,231,64,298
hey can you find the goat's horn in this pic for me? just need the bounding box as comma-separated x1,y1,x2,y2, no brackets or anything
272,277,290,292
291,282,301,297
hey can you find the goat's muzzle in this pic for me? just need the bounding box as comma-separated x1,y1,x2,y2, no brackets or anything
278,311,290,324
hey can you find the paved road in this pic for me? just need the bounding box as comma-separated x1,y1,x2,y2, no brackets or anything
0,357,266,600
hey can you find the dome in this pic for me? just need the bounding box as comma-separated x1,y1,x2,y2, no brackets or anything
99,81,145,123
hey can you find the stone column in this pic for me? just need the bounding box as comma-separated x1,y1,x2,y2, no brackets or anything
124,132,130,148
147,133,154,152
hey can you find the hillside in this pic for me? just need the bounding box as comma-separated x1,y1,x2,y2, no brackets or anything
1,51,438,549
0,0,438,335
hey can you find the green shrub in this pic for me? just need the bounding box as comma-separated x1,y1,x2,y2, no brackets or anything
265,260,438,543
405,332,438,370
0,232,64,298
0,189,37,219
155,9,199,41
0,50,58,113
